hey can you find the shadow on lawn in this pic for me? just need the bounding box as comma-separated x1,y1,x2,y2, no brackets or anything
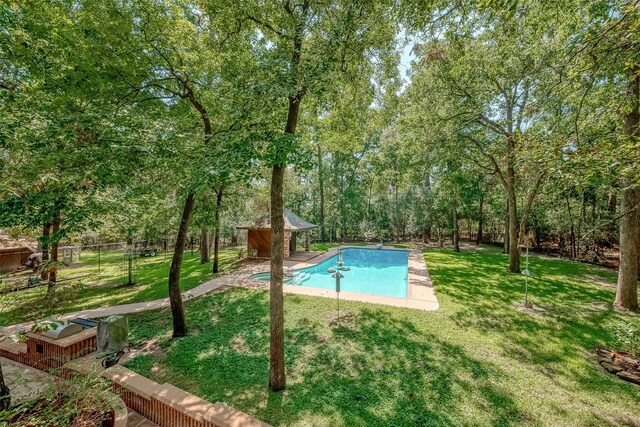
0,251,241,325
127,288,524,426
123,248,640,426
425,248,640,406
282,308,524,426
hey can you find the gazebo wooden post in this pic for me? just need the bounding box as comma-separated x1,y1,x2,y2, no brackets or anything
304,231,310,251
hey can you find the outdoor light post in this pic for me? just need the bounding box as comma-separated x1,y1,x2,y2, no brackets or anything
328,249,350,324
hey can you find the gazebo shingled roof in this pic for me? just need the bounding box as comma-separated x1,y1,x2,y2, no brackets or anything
236,208,318,231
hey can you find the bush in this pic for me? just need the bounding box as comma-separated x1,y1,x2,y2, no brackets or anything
607,321,640,357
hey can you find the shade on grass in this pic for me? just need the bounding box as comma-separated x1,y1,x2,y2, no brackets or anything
124,246,640,426
0,248,241,325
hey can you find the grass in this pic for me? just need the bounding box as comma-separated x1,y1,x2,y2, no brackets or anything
0,247,242,325
123,245,640,426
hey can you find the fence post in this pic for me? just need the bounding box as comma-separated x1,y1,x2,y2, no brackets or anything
98,244,101,273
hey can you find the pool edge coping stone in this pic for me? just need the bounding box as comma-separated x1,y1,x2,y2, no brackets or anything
255,245,439,311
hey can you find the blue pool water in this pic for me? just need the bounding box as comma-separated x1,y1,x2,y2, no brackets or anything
252,248,409,298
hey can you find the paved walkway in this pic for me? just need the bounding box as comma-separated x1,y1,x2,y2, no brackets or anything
2,264,263,335
3,246,438,335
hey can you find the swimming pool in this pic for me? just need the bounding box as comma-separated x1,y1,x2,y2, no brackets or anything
252,248,409,298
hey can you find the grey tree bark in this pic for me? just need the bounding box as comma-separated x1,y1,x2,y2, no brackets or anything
615,67,640,311
452,204,460,252
199,227,210,264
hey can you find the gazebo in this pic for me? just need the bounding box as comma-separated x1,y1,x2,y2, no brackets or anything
236,209,318,258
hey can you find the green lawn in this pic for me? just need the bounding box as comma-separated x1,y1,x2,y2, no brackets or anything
0,248,242,325
123,246,640,426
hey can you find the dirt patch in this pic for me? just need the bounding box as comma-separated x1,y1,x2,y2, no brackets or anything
575,274,617,289
121,335,167,364
327,310,359,331
514,303,553,315
238,258,267,266
596,348,640,386
231,334,249,353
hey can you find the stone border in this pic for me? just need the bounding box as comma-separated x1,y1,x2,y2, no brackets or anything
247,245,439,311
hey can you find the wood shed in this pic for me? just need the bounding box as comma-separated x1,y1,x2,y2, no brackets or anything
236,209,318,258
0,246,34,273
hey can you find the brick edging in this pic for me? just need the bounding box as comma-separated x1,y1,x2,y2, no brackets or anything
65,360,271,427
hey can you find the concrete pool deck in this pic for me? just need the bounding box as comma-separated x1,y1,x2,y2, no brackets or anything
2,246,438,335
252,245,440,311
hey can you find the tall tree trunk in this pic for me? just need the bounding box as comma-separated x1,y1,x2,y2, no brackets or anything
422,228,430,244
199,227,210,264
517,173,545,250
616,186,640,311
212,188,224,274
503,197,510,255
506,136,520,272
0,359,9,411
164,79,212,337
269,163,286,392
608,192,617,214
269,92,302,393
40,223,51,280
452,204,460,252
477,192,484,245
268,0,309,387
393,177,399,242
46,216,60,297
317,144,326,241
565,195,576,259
168,193,196,338
615,66,640,311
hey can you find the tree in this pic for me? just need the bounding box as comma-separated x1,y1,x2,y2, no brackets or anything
235,0,399,391
564,0,640,310
89,0,259,336
405,5,565,271
0,1,144,295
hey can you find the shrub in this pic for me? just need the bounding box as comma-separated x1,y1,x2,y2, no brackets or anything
607,321,640,357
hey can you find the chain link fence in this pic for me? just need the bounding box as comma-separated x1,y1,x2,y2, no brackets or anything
0,233,247,294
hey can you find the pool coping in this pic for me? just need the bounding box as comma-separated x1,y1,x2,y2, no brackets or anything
253,245,439,311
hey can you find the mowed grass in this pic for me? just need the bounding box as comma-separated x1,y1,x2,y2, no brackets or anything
0,248,242,325
123,246,640,426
